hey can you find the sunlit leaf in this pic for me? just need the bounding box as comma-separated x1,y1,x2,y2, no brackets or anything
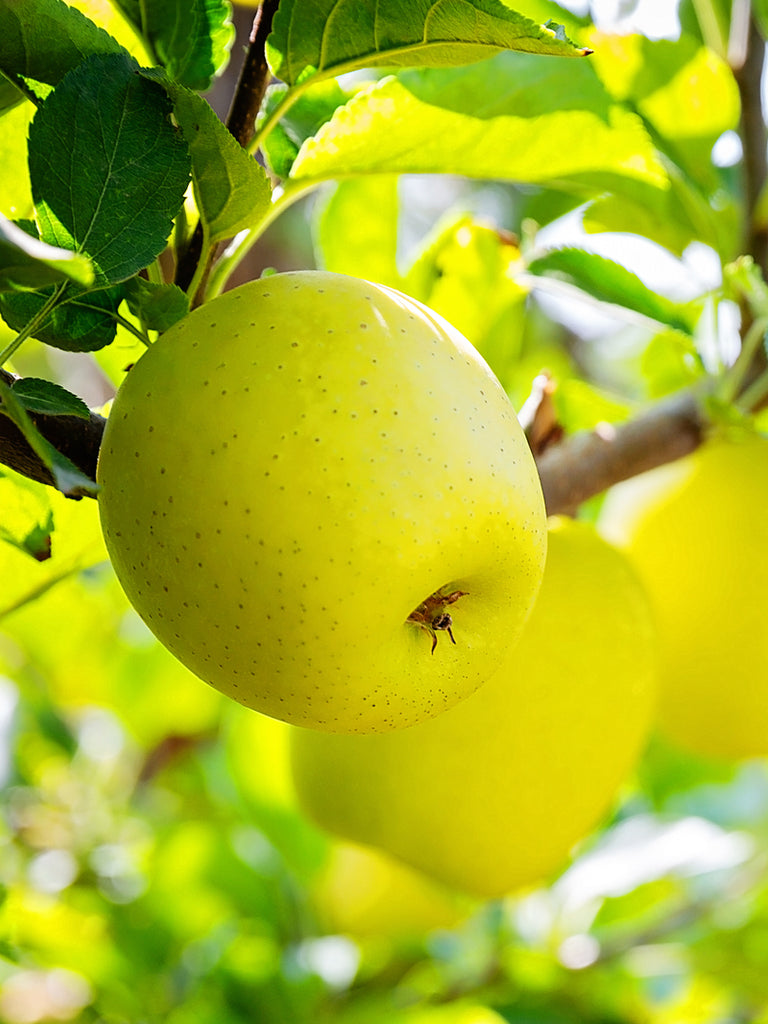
315,176,402,288
527,248,697,333
0,216,94,292
289,53,667,197
267,0,590,89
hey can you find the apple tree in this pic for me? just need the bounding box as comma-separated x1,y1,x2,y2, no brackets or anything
1,0,768,1021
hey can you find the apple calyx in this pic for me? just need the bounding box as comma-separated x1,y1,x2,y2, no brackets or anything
408,589,469,653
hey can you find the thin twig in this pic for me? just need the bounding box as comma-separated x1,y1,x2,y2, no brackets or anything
734,13,768,270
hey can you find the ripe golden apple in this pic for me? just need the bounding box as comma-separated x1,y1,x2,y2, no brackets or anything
97,272,546,733
290,517,657,897
599,432,768,759
311,842,468,940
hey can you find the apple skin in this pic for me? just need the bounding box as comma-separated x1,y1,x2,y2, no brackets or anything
599,433,768,760
312,842,468,940
290,517,657,897
97,271,546,734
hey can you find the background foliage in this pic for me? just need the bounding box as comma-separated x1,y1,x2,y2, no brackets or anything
2,0,768,1022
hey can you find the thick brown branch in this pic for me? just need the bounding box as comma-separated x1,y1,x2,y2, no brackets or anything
0,370,104,493
0,372,707,514
536,390,706,516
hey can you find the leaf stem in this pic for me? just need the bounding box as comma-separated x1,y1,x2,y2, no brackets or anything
203,184,310,301
185,224,214,304
717,315,767,404
0,283,67,369
736,365,768,413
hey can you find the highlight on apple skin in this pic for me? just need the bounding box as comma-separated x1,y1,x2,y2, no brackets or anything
97,271,547,734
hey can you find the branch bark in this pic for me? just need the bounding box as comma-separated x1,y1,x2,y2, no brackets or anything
0,369,105,493
734,12,768,270
536,390,706,515
0,377,707,514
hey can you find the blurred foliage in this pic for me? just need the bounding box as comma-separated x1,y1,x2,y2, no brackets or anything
3,0,768,1022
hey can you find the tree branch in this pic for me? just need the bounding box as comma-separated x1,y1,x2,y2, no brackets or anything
175,0,281,301
225,0,281,149
0,370,104,492
535,390,706,515
734,12,768,270
0,372,707,513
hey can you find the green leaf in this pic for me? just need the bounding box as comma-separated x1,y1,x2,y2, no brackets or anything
0,74,24,115
267,0,590,89
0,99,35,219
589,32,739,192
526,248,696,333
552,377,632,433
128,0,234,90
0,470,54,560
167,86,272,245
0,216,94,291
0,376,96,496
10,378,90,419
124,277,190,333
28,52,191,286
260,79,351,179
288,53,667,195
641,328,704,399
0,0,126,89
0,284,124,352
315,176,402,288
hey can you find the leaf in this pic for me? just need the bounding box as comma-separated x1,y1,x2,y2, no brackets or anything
0,376,96,496
0,284,124,352
0,215,94,291
526,248,697,333
167,85,272,245
124,277,190,333
641,329,704,399
552,377,632,433
588,31,739,193
0,99,35,219
260,79,351,179
288,53,667,195
267,0,590,89
315,176,402,288
0,74,24,115
10,378,90,419
28,52,191,286
0,471,54,560
0,0,126,89
127,0,234,91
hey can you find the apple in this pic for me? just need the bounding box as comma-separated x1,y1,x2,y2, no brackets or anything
311,841,468,940
290,517,657,898
336,1003,508,1024
599,432,768,759
97,271,546,733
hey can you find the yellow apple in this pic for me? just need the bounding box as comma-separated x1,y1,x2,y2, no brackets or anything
312,842,468,940
97,271,546,733
290,517,657,897
599,432,768,759
338,1004,508,1024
